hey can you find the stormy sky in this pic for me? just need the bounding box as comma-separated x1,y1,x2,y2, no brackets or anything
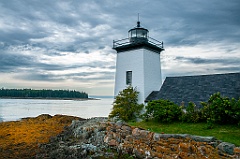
0,0,239,96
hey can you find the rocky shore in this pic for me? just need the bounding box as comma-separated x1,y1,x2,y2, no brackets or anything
37,117,240,159
1,115,239,158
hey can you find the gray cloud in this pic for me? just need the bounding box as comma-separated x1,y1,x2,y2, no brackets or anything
1,0,239,47
0,50,63,72
150,1,240,46
214,67,240,72
175,56,240,65
16,71,115,82
0,44,114,73
0,0,239,95
15,73,65,82
0,52,34,72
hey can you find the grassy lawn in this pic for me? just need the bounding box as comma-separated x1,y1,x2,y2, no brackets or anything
129,120,240,146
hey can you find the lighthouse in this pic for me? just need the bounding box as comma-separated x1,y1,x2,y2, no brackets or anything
113,20,164,104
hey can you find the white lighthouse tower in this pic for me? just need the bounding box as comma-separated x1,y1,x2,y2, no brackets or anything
113,20,164,104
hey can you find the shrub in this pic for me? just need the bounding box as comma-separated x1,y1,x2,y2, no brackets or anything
231,98,240,126
144,99,182,123
181,102,201,123
109,86,143,122
201,92,240,126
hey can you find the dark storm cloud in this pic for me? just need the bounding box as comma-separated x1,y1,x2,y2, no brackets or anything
149,0,240,46
16,73,65,82
0,44,114,74
0,0,110,51
0,51,61,73
0,45,115,81
0,52,33,72
175,56,240,65
0,30,46,44
214,67,240,72
0,50,65,72
1,0,239,48
16,71,115,82
162,70,197,79
56,45,78,53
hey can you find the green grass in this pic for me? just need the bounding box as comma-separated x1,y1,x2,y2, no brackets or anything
129,120,240,146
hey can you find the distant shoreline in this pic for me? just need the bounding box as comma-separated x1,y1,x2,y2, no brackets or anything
0,97,99,100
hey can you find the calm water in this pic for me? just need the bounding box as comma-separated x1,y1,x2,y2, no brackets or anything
0,98,114,122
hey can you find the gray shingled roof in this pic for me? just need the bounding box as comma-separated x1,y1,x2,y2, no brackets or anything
145,72,240,107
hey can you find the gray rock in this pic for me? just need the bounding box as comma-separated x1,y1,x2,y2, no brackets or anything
37,117,238,158
116,120,125,126
153,133,160,141
217,142,235,155
81,143,97,152
191,135,216,142
176,134,190,139
70,120,85,129
155,134,176,139
121,125,132,132
133,147,145,158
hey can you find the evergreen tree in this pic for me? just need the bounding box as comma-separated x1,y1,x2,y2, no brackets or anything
109,86,143,121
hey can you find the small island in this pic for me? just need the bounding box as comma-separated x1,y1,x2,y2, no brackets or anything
0,88,88,100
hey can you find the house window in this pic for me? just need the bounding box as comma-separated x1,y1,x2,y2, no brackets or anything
126,71,132,85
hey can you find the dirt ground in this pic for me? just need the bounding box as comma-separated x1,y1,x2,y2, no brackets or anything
0,114,83,159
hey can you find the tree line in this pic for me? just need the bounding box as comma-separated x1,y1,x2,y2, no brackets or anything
0,88,88,99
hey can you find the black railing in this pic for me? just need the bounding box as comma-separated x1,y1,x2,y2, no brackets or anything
113,38,129,48
113,37,163,49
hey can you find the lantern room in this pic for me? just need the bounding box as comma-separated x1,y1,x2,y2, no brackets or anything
128,21,149,43
113,21,163,53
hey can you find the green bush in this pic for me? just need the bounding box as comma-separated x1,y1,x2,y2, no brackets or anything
201,92,240,126
144,99,182,123
231,98,240,126
141,93,239,126
109,86,143,122
181,102,201,123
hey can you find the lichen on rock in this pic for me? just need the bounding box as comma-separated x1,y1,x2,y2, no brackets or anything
36,117,240,159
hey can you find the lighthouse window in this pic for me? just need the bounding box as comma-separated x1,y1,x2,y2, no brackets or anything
126,71,132,85
137,30,143,37
131,30,136,37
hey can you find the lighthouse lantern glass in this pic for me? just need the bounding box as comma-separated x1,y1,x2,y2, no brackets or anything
136,29,148,38
129,29,148,39
130,29,136,37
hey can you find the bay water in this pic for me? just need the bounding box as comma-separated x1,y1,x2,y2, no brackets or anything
0,97,114,122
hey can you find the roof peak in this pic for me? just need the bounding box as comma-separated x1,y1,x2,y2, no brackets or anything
166,72,240,79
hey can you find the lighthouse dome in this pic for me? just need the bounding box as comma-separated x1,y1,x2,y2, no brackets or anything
128,21,149,43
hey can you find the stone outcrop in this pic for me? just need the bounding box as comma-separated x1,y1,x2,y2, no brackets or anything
105,121,239,158
37,117,240,159
37,117,113,159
